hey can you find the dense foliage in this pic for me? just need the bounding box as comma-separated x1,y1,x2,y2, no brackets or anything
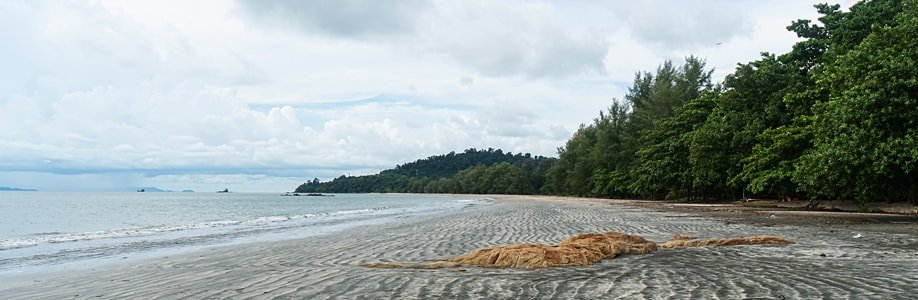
298,0,917,203
549,0,917,204
380,148,538,178
295,148,556,194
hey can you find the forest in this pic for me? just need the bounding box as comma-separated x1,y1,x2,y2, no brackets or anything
295,148,557,194
298,0,917,204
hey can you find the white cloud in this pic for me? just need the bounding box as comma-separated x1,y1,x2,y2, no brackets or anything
236,0,609,78
418,1,608,78
607,0,754,50
237,0,431,38
0,0,835,191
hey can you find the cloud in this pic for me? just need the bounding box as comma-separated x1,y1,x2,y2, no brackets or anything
232,1,756,79
459,76,474,87
608,0,754,50
420,1,608,78
1,0,834,191
236,0,430,38
235,0,608,79
1,86,571,180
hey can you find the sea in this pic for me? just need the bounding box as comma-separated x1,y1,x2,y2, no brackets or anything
0,192,479,277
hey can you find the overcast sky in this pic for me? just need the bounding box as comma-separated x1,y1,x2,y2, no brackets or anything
0,0,852,192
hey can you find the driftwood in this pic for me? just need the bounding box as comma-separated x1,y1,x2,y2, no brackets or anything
363,231,793,270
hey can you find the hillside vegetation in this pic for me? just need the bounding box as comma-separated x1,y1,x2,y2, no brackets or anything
296,148,556,194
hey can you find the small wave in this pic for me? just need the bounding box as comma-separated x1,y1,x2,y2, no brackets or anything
454,198,495,203
237,207,390,226
0,207,393,251
0,221,241,251
326,207,386,216
28,232,64,236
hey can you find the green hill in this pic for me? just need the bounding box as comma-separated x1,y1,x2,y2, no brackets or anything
295,148,556,194
381,148,543,178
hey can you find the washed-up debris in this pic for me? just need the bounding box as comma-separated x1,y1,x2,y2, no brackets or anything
363,231,794,270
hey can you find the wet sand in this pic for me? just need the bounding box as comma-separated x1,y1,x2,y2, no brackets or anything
2,196,916,299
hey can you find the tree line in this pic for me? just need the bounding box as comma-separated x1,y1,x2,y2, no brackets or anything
547,0,916,204
295,148,557,194
299,0,917,204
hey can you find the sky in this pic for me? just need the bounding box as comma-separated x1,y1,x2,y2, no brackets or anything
0,0,853,192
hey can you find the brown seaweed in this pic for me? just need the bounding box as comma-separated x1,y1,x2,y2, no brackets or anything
364,231,793,270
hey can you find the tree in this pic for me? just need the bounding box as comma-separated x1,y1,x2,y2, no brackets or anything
628,57,714,199
632,91,718,200
795,1,918,203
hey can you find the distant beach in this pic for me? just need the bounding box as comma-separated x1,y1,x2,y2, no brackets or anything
1,195,915,299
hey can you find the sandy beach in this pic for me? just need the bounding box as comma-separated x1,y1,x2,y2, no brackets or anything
2,195,916,299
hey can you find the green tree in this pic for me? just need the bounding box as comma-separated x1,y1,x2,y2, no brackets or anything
795,1,918,203
589,102,631,197
627,57,714,199
632,91,718,200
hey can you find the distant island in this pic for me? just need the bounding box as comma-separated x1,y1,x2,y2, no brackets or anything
134,188,196,192
0,186,38,192
135,187,172,192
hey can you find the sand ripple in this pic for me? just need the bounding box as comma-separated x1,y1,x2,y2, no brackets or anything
1,199,916,299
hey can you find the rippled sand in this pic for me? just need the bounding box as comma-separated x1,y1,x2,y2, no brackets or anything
1,197,916,299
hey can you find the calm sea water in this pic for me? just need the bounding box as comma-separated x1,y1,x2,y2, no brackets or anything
0,192,478,276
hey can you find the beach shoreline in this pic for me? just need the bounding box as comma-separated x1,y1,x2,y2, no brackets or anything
489,195,918,235
2,195,916,299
